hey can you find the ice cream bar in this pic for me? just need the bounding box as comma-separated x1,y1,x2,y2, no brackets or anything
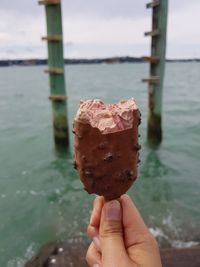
73,98,141,200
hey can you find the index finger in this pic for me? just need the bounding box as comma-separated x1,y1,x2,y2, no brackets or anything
87,196,104,239
90,196,104,227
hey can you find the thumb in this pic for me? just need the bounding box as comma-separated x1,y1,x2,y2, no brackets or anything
99,200,127,267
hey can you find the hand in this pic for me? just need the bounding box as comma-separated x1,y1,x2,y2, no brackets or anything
86,194,162,267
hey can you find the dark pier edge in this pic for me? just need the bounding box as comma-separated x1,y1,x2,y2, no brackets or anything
24,240,200,267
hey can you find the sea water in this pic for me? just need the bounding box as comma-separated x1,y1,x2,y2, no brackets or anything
0,63,200,266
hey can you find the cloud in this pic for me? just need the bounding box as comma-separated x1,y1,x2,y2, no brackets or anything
0,0,197,18
168,2,200,44
66,43,149,59
64,17,149,44
0,0,200,59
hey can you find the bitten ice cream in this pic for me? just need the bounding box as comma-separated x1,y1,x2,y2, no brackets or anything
73,98,141,200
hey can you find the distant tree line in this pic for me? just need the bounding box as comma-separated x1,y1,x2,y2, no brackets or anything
0,57,199,67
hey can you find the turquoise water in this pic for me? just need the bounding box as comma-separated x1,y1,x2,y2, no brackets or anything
0,63,200,266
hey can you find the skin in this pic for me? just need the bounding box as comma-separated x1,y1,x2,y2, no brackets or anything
86,194,162,267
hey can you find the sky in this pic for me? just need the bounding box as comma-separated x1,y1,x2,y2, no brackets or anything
0,0,199,59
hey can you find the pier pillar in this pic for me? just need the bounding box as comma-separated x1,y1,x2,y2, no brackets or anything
143,0,168,144
39,0,69,147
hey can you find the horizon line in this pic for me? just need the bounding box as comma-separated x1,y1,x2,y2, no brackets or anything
0,56,200,61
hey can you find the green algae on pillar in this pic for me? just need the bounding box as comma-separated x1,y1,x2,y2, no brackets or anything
143,0,168,144
39,0,69,147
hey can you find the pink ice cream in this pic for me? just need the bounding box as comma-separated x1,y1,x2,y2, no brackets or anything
75,98,138,134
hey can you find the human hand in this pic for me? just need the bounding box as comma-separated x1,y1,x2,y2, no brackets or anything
86,194,162,267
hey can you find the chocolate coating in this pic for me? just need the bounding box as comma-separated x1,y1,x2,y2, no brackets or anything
73,109,140,200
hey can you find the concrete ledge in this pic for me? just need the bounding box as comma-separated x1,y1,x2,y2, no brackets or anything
161,247,200,267
24,240,200,267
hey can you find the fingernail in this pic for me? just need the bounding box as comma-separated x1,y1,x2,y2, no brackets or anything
93,264,100,267
105,200,121,221
93,236,101,252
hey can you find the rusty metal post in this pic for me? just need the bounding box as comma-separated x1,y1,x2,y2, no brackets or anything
143,0,168,144
39,0,69,147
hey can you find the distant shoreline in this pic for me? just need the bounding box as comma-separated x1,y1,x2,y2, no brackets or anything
0,56,200,67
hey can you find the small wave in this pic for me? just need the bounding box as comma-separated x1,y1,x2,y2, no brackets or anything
30,190,38,196
149,227,199,248
162,213,180,236
171,240,199,248
14,190,46,197
7,243,36,267
21,170,27,176
149,227,169,240
7,258,24,267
